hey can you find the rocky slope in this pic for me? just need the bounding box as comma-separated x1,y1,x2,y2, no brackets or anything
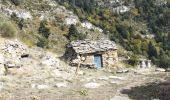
0,37,72,76
0,0,107,54
0,1,169,99
0,37,169,99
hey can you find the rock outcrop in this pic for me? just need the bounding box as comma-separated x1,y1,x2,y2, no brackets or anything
0,38,68,75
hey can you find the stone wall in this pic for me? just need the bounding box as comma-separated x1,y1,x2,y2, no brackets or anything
102,50,118,67
77,50,118,68
81,54,94,65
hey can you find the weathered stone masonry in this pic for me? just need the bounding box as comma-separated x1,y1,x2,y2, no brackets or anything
64,39,118,68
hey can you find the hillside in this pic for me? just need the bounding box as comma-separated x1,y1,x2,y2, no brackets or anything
0,0,170,100
0,37,169,100
0,0,106,54
0,0,169,68
57,0,170,68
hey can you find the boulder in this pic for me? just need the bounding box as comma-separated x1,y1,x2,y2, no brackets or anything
31,84,36,88
84,82,101,89
109,76,125,80
55,82,67,88
98,76,109,81
116,69,129,73
37,85,49,89
155,68,166,72
110,96,130,100
77,71,84,75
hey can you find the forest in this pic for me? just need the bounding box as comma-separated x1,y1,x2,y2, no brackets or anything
56,0,170,68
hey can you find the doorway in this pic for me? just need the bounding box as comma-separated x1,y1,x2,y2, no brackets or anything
94,54,103,69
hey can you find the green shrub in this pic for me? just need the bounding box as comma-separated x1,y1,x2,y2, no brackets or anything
11,12,19,22
68,24,86,41
0,21,17,38
36,38,48,48
38,21,51,39
128,54,139,66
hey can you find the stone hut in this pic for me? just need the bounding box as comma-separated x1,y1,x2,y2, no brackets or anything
64,39,118,69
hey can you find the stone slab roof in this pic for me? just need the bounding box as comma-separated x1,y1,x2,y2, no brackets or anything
68,39,117,54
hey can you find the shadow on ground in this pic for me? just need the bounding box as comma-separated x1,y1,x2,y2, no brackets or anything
121,80,170,100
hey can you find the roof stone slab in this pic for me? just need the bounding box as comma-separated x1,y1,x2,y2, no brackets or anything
68,39,117,54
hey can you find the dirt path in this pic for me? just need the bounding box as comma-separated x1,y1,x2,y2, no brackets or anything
0,67,169,100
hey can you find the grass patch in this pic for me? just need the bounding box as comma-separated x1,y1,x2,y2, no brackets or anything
0,21,17,38
74,89,88,96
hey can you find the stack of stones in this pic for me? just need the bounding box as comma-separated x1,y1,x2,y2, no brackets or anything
0,39,29,68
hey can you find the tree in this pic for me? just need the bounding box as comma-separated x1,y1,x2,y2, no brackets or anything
159,50,170,68
36,38,48,48
116,25,130,39
38,21,51,39
148,41,158,58
68,24,78,38
68,24,86,41
18,18,24,30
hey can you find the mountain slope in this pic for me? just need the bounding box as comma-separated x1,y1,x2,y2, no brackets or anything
0,0,169,67
57,0,170,68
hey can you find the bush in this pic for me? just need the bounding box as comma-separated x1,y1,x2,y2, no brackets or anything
128,54,139,66
0,21,17,38
68,24,86,41
38,21,51,39
36,38,48,48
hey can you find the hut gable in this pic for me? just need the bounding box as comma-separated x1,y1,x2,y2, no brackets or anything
64,39,118,68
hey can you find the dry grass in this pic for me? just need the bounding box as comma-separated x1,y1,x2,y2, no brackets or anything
0,21,17,38
0,76,10,83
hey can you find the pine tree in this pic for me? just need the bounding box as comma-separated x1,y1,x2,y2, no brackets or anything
68,24,86,41
148,41,158,58
38,21,51,39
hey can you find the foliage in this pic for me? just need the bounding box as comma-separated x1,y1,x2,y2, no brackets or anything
11,12,19,22
36,37,49,48
57,0,170,67
128,54,139,66
57,0,96,14
0,21,17,38
116,24,130,39
68,24,86,41
158,50,170,68
38,21,51,39
18,18,24,30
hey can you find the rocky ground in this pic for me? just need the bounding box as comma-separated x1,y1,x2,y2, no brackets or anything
0,38,169,100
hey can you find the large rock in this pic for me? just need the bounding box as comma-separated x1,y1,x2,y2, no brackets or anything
37,85,49,89
110,96,130,100
155,68,166,72
84,82,101,89
116,69,129,73
109,76,125,80
55,82,67,88
77,71,84,75
98,76,109,81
